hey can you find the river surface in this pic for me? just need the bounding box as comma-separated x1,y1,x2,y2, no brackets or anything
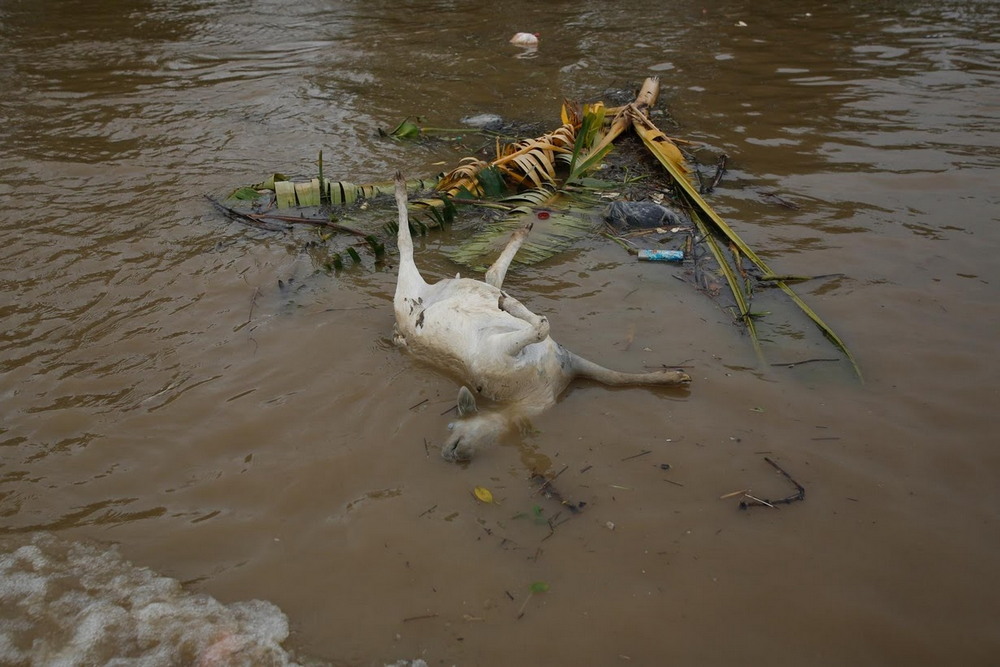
1,0,998,665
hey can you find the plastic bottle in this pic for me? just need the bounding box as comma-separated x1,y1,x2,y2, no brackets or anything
637,249,684,262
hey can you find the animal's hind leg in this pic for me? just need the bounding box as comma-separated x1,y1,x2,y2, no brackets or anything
496,292,549,355
485,222,533,288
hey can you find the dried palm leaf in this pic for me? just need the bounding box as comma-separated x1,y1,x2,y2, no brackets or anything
436,158,491,197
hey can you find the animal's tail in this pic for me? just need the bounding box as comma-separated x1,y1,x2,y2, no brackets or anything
568,350,691,386
394,171,424,288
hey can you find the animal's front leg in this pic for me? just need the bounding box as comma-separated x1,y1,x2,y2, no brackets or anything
485,222,533,289
496,293,549,355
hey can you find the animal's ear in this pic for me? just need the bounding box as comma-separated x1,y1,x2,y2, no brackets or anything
457,386,478,416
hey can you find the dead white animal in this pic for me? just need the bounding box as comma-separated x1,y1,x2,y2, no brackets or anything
392,173,691,461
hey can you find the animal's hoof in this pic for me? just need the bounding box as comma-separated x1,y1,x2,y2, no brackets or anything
670,371,692,384
536,316,550,340
441,441,472,462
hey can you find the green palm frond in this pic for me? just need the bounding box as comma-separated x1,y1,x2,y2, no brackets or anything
446,198,597,271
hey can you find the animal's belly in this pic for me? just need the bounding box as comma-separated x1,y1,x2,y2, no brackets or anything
397,302,565,403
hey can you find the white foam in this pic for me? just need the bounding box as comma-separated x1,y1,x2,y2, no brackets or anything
0,533,433,666
0,533,299,666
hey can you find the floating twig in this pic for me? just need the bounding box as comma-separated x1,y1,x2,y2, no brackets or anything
205,195,290,232
417,504,437,518
530,471,584,514
764,457,805,499
736,457,806,510
620,449,652,462
770,357,841,368
247,286,260,325
704,154,728,193
532,465,568,495
743,494,775,508
402,613,438,623
249,211,370,236
758,191,801,209
409,398,429,410
757,273,844,283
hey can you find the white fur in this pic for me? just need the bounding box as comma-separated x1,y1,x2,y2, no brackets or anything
392,172,690,461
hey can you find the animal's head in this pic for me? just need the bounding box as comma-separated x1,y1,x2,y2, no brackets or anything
441,386,509,462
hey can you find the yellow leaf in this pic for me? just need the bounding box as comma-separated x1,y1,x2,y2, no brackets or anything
473,486,494,503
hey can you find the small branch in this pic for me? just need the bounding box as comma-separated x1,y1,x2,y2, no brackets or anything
248,212,370,237
764,457,805,499
757,273,844,283
736,457,806,510
247,286,260,325
620,449,652,462
694,165,707,194
742,494,775,508
770,357,841,368
758,191,801,210
205,195,373,237
205,195,289,232
402,613,438,623
530,470,584,514
532,464,568,495
516,592,534,619
704,154,728,193
600,231,639,254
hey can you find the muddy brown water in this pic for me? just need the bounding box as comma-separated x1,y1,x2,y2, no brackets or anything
1,0,999,664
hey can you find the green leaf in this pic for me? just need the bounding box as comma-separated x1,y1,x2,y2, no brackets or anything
251,173,287,190
529,581,550,594
387,117,421,139
365,235,385,259
568,105,606,179
228,186,263,201
477,166,509,198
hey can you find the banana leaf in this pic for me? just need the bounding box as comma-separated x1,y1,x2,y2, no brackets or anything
269,176,437,208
